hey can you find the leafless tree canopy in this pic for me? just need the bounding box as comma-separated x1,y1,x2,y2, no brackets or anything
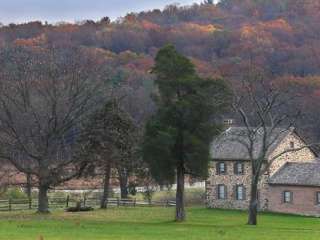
232,69,318,225
0,46,105,212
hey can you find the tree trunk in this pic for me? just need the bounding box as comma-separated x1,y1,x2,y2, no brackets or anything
118,168,128,199
25,173,32,200
248,179,258,225
38,183,49,213
100,163,111,209
175,164,185,222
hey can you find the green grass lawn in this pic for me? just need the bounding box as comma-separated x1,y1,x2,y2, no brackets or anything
0,207,319,240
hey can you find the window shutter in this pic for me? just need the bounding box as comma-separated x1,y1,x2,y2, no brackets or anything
241,163,244,175
281,192,284,203
234,163,237,174
224,185,228,199
233,185,237,200
216,162,220,175
290,192,293,203
316,192,320,205
243,186,246,200
224,163,227,175
216,185,219,200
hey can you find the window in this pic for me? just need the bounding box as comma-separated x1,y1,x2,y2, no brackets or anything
290,141,295,149
236,185,246,200
283,191,293,203
218,185,227,200
217,162,226,175
234,162,244,175
316,192,320,205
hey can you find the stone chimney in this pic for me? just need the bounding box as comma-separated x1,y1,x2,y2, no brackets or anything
223,119,234,129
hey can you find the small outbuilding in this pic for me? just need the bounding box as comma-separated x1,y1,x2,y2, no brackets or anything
268,162,320,216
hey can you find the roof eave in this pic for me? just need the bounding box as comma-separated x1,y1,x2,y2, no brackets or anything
268,182,320,188
211,158,267,161
211,158,251,161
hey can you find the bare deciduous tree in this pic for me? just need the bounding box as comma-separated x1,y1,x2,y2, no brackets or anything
232,70,317,225
0,46,104,213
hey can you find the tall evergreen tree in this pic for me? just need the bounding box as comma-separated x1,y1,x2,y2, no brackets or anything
143,45,231,221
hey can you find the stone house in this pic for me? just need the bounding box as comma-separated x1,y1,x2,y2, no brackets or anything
206,127,320,216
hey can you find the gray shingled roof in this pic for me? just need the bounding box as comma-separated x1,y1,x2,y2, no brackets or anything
210,127,292,160
269,162,320,187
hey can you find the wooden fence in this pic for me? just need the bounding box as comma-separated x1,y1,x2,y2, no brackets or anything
0,197,176,212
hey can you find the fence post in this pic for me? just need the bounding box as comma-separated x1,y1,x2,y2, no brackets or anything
166,200,169,207
83,195,86,207
117,197,120,207
8,198,12,211
133,198,136,207
66,195,69,208
29,198,32,210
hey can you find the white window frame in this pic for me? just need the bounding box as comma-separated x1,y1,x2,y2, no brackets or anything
236,185,245,201
283,191,292,203
235,162,244,175
218,162,226,175
218,185,226,200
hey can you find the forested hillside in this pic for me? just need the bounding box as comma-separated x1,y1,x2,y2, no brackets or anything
1,0,320,141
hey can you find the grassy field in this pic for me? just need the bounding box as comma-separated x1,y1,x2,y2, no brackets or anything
0,207,319,240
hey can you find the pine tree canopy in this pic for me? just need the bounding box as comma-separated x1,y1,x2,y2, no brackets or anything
143,45,231,184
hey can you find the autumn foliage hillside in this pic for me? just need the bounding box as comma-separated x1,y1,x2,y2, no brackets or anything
1,0,320,141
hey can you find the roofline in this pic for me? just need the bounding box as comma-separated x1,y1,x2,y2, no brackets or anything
213,126,292,160
266,129,318,159
291,129,319,157
211,158,267,162
210,158,251,161
268,183,320,188
266,128,293,159
211,127,318,161
269,161,290,178
269,162,320,188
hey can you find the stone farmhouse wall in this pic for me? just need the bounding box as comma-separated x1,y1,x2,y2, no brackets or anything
206,161,269,210
268,133,316,175
206,132,317,211
268,185,320,216
206,161,250,209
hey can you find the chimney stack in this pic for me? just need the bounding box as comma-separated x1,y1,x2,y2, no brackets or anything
223,119,234,129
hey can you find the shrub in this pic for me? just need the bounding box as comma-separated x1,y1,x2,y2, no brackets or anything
65,201,94,212
152,188,205,206
2,187,28,199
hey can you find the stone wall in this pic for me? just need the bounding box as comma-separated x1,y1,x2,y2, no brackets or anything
269,132,316,175
268,185,320,216
206,161,269,210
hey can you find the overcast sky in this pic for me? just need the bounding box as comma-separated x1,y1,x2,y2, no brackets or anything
0,0,217,25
